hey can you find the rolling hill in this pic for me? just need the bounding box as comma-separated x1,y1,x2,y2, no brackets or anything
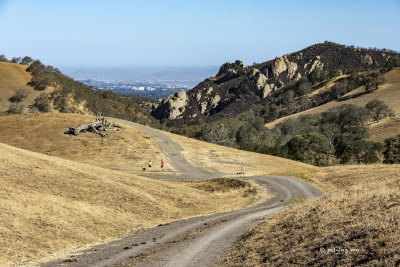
265,67,400,129
0,63,54,113
0,115,265,266
263,67,400,145
0,61,155,125
0,112,315,265
152,42,399,123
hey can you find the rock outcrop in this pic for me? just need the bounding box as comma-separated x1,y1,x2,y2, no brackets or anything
152,42,396,122
152,90,188,120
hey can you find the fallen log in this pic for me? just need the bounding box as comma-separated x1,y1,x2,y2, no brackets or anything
64,117,122,137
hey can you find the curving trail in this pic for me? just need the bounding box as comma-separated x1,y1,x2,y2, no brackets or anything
40,119,321,267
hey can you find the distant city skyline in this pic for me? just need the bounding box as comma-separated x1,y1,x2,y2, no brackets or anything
1,0,399,69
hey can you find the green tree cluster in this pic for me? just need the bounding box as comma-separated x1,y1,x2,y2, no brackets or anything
9,89,29,103
365,99,394,123
286,133,330,166
383,135,400,164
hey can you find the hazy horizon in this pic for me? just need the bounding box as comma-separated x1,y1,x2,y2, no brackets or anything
61,65,220,82
1,0,400,70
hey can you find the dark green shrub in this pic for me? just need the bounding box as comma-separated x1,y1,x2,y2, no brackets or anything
8,103,25,114
9,89,29,103
383,135,400,164
365,99,394,123
286,132,330,166
334,134,383,164
33,93,51,112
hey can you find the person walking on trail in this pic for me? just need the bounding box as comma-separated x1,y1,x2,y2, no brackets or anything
148,160,152,171
161,159,165,171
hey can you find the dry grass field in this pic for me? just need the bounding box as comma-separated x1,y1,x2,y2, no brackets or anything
308,74,349,96
225,164,400,266
163,131,314,176
0,62,55,113
368,117,400,143
0,142,257,266
266,67,400,130
0,113,170,172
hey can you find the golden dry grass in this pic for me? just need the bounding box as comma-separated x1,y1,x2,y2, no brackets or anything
225,164,400,266
163,131,314,176
0,62,55,113
0,113,170,172
368,117,400,143
0,142,257,266
308,74,349,96
266,67,400,129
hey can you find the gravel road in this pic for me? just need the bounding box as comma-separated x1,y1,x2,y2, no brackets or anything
40,120,321,267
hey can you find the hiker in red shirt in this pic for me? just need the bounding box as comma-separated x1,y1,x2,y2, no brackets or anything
161,159,165,171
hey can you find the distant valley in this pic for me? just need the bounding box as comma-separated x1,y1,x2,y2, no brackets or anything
62,65,219,99
77,79,192,100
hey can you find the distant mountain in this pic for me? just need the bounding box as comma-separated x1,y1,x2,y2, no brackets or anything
61,66,219,83
152,42,399,121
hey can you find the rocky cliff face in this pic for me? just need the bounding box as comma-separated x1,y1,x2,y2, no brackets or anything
152,90,188,120
152,42,397,122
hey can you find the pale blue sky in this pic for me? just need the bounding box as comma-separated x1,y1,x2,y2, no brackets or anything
0,0,399,68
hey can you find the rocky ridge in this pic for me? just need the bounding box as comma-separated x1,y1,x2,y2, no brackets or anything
152,42,398,122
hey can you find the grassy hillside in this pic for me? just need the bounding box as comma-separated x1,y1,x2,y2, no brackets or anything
0,63,54,112
0,113,313,176
0,136,258,266
0,61,156,125
164,131,314,176
225,164,400,266
266,67,400,129
369,117,400,143
0,113,168,171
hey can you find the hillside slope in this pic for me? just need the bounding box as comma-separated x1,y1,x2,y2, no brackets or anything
0,113,167,171
0,113,313,177
0,141,255,266
266,67,400,128
152,42,398,123
164,131,314,176
369,117,400,143
225,164,400,266
0,61,155,124
0,62,54,112
265,67,400,141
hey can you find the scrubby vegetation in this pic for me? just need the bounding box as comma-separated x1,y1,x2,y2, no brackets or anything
8,103,25,114
260,69,388,123
169,100,394,166
383,135,400,164
165,54,399,167
9,89,29,103
33,93,51,112
2,57,157,125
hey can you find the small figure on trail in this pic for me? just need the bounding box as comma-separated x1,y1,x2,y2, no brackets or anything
148,160,152,171
161,159,165,171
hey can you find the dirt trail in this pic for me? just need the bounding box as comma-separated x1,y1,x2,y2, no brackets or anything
40,120,321,267
113,119,227,180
